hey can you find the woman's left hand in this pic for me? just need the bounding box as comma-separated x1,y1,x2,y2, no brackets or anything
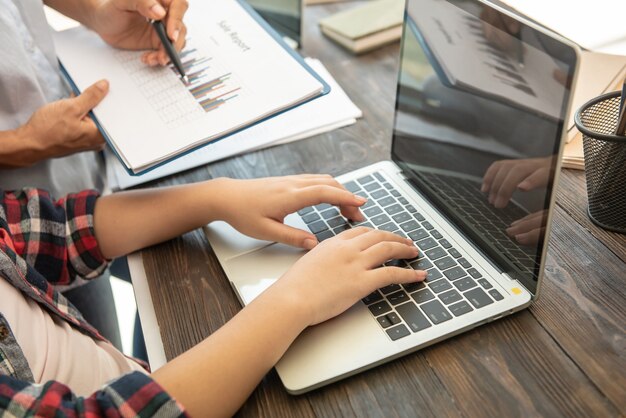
212,175,367,250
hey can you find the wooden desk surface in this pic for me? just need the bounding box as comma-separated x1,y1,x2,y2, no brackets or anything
138,4,626,416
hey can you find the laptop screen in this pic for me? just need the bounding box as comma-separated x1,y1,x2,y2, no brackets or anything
246,0,302,47
391,0,577,294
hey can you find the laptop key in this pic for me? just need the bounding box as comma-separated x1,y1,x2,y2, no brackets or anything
379,222,398,233
458,258,472,269
408,228,429,242
392,212,412,224
477,278,492,289
434,256,457,270
343,181,361,193
431,230,443,239
386,312,401,325
489,289,504,301
443,266,465,281
391,190,401,197
406,205,417,213
453,277,477,292
359,222,374,229
327,217,347,228
420,300,452,324
386,324,410,341
362,199,376,209
321,208,340,219
400,220,420,232
403,281,425,293
439,239,452,249
308,221,328,234
373,172,385,182
416,238,438,251
412,288,435,304
380,283,402,294
464,288,494,309
315,203,332,212
333,225,351,235
396,302,432,332
449,248,462,258
364,206,383,217
385,204,404,215
362,290,383,305
302,212,321,224
369,300,392,316
371,214,391,226
388,291,410,305
298,207,314,216
378,196,396,207
383,182,393,190
425,246,447,260
386,259,407,268
377,316,392,328
429,278,452,294
439,289,462,305
422,221,434,230
315,230,335,242
370,189,389,199
365,182,382,192
449,300,473,316
413,212,426,221
424,268,443,282
357,175,374,185
467,268,482,279
398,197,409,205
410,257,433,271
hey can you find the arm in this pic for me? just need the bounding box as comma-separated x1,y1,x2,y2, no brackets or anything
0,371,186,417
0,82,108,168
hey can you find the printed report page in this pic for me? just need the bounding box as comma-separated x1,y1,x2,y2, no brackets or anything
54,0,323,173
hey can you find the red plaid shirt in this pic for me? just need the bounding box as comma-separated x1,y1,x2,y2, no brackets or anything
0,188,187,417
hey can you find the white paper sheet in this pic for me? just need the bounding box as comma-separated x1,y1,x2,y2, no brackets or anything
54,0,324,173
107,59,362,190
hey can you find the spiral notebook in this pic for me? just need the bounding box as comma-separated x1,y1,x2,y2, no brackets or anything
54,0,329,175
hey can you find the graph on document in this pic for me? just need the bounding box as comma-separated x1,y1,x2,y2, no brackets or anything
179,49,242,112
114,45,243,128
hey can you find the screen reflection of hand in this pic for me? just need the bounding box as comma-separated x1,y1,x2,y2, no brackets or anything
481,156,552,208
480,7,521,53
506,210,546,245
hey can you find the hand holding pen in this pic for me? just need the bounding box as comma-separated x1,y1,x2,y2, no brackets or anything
152,19,188,82
90,0,188,68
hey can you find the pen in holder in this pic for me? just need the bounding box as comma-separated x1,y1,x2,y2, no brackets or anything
574,91,626,233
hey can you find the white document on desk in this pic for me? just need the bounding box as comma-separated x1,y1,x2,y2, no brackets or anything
54,0,325,174
106,59,362,190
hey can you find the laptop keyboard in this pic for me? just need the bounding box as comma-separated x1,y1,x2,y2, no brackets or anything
297,171,504,341
417,172,538,275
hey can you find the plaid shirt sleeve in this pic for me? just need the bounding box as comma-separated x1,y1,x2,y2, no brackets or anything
0,188,108,286
0,371,187,417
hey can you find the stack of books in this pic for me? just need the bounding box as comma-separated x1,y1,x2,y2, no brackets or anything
319,0,404,54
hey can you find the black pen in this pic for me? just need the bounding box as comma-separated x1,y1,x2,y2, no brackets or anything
151,19,188,82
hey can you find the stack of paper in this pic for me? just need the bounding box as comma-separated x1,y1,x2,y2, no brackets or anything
319,0,404,54
55,0,328,175
106,59,362,189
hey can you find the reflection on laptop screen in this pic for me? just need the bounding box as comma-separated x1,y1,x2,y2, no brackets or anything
246,0,302,47
392,0,576,293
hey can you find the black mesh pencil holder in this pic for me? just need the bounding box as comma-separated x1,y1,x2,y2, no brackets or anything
574,91,626,234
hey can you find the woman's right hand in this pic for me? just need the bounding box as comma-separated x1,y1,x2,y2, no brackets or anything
268,227,427,327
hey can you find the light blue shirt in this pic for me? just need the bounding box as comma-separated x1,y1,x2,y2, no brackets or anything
0,0,104,197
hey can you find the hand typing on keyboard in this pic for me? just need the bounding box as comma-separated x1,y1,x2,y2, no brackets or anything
269,227,427,326
209,174,366,250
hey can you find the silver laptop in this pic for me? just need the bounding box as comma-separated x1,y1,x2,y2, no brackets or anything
204,0,579,394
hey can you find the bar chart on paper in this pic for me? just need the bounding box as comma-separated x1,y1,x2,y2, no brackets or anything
180,48,242,112
115,45,244,128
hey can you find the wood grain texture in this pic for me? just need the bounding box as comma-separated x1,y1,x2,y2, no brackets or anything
139,2,626,416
